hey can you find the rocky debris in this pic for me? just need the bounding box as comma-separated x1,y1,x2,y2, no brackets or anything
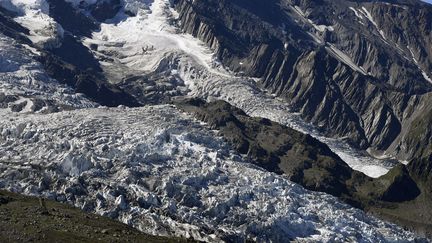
0,190,190,243
0,93,79,114
119,72,188,105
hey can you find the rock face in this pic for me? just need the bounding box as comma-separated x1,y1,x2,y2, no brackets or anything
0,0,432,240
38,51,141,107
173,0,432,161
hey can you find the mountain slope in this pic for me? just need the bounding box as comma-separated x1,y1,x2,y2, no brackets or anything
173,0,432,161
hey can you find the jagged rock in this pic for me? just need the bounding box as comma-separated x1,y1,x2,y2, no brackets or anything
90,0,122,22
47,0,98,37
0,6,31,44
173,0,432,161
38,52,141,107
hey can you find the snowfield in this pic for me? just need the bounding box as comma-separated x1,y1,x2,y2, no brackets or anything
0,106,418,242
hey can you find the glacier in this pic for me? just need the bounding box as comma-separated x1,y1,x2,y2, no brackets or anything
0,106,419,242
0,0,423,241
0,0,400,178
82,0,399,178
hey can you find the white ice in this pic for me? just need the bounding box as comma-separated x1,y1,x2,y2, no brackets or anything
0,106,418,242
0,34,96,109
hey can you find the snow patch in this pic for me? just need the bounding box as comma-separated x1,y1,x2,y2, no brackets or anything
359,7,387,41
326,44,367,75
349,7,363,20
408,46,432,84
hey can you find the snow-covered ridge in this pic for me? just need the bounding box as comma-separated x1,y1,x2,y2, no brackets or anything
0,106,418,242
290,5,334,33
0,34,96,111
0,0,64,47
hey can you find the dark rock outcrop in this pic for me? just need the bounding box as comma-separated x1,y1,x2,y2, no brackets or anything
46,0,99,37
175,98,366,199
0,6,31,44
38,52,140,107
176,98,432,238
359,155,432,238
90,0,122,22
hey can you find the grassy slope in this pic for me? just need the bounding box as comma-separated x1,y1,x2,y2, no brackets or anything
0,190,191,243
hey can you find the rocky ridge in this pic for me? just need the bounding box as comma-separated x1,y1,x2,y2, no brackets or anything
173,0,432,161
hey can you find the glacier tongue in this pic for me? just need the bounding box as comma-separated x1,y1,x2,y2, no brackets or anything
83,0,398,177
0,0,421,241
0,106,417,242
